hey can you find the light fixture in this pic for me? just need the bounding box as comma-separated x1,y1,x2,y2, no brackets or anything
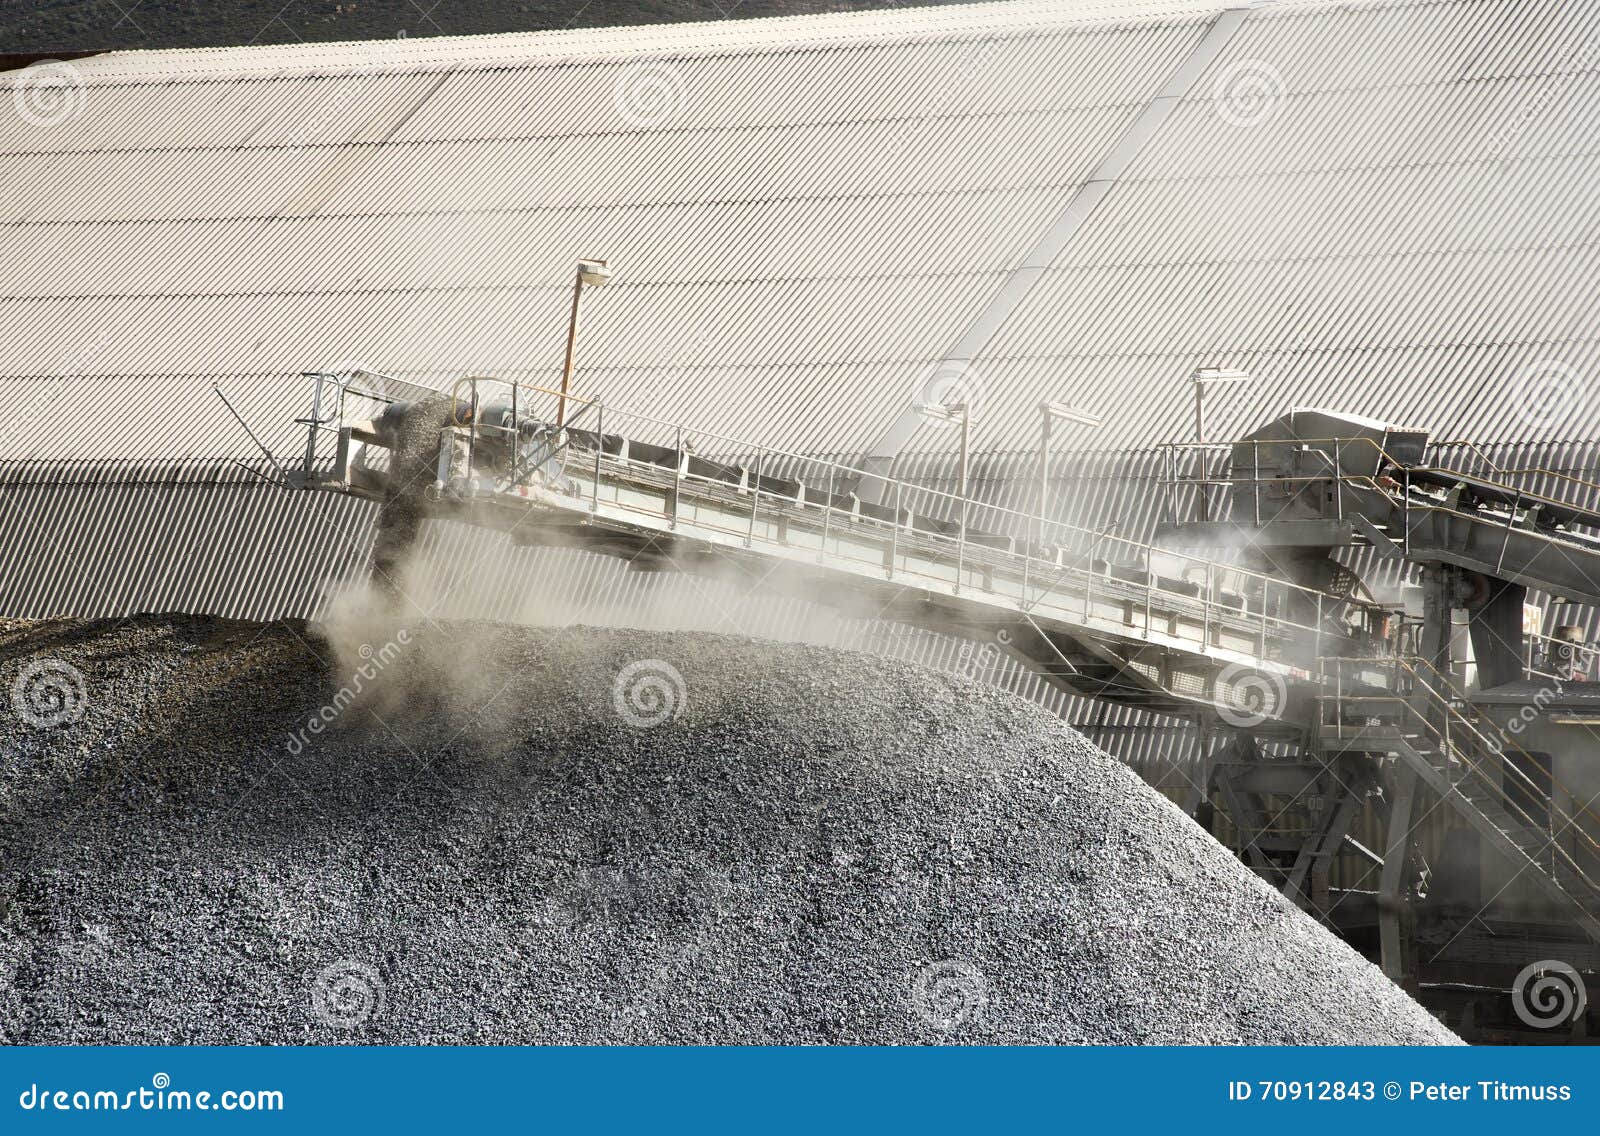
577,259,613,287
1189,367,1251,521
1037,402,1103,536
558,258,614,426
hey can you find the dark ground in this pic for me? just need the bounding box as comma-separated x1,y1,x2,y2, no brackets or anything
0,0,971,54
0,614,1458,1044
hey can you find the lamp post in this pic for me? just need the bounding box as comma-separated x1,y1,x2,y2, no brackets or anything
1189,368,1249,521
916,401,970,498
917,400,972,588
558,258,613,427
1036,402,1102,544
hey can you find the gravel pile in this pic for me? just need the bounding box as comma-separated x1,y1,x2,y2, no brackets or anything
0,615,1458,1044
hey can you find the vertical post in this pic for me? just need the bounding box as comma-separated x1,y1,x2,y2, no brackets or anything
558,265,584,429
820,462,835,564
957,405,970,501
747,453,763,548
956,406,969,593
1315,592,1324,678
1194,380,1209,524
1379,768,1418,985
1163,445,1174,526
304,372,325,480
1084,542,1095,623
465,377,478,490
1252,439,1261,526
1402,468,1411,558
509,379,520,485
1193,378,1205,452
1037,410,1051,547
1333,438,1343,521
1022,510,1031,609
888,480,903,579
592,403,603,511
671,425,683,528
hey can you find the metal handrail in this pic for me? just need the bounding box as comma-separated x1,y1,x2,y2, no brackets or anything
1423,440,1600,504
502,383,1380,634
1405,656,1600,843
1161,435,1600,536
1319,655,1600,891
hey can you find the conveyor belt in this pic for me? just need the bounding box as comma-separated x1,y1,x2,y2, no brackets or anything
1403,465,1600,533
294,381,1384,725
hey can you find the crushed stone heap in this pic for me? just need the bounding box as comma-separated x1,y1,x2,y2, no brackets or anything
0,616,1458,1045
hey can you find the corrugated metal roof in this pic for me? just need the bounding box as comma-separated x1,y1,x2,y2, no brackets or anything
5,0,1597,467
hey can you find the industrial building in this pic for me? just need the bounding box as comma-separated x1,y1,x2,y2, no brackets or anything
3,0,1599,1040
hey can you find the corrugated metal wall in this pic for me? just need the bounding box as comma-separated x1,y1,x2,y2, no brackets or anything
3,0,1599,462
4,0,1600,863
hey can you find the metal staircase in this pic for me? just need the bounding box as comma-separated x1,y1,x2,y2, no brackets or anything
1320,657,1600,941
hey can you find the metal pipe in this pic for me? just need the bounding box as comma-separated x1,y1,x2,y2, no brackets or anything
1038,411,1051,547
1334,438,1343,521
671,425,683,529
888,480,902,579
1252,439,1261,526
747,453,763,548
592,403,603,512
956,405,969,593
820,461,834,563
1193,379,1205,450
557,265,584,429
304,372,325,479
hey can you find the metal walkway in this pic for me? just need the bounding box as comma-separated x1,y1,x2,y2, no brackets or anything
259,372,1600,949
1320,657,1600,942
284,373,1387,727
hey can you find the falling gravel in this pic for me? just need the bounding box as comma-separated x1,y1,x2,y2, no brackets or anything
370,396,454,594
0,615,1458,1045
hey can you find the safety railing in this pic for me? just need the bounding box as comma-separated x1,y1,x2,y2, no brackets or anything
1433,437,1600,507
369,379,1394,684
1159,436,1600,546
1156,436,1414,531
1319,654,1600,897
